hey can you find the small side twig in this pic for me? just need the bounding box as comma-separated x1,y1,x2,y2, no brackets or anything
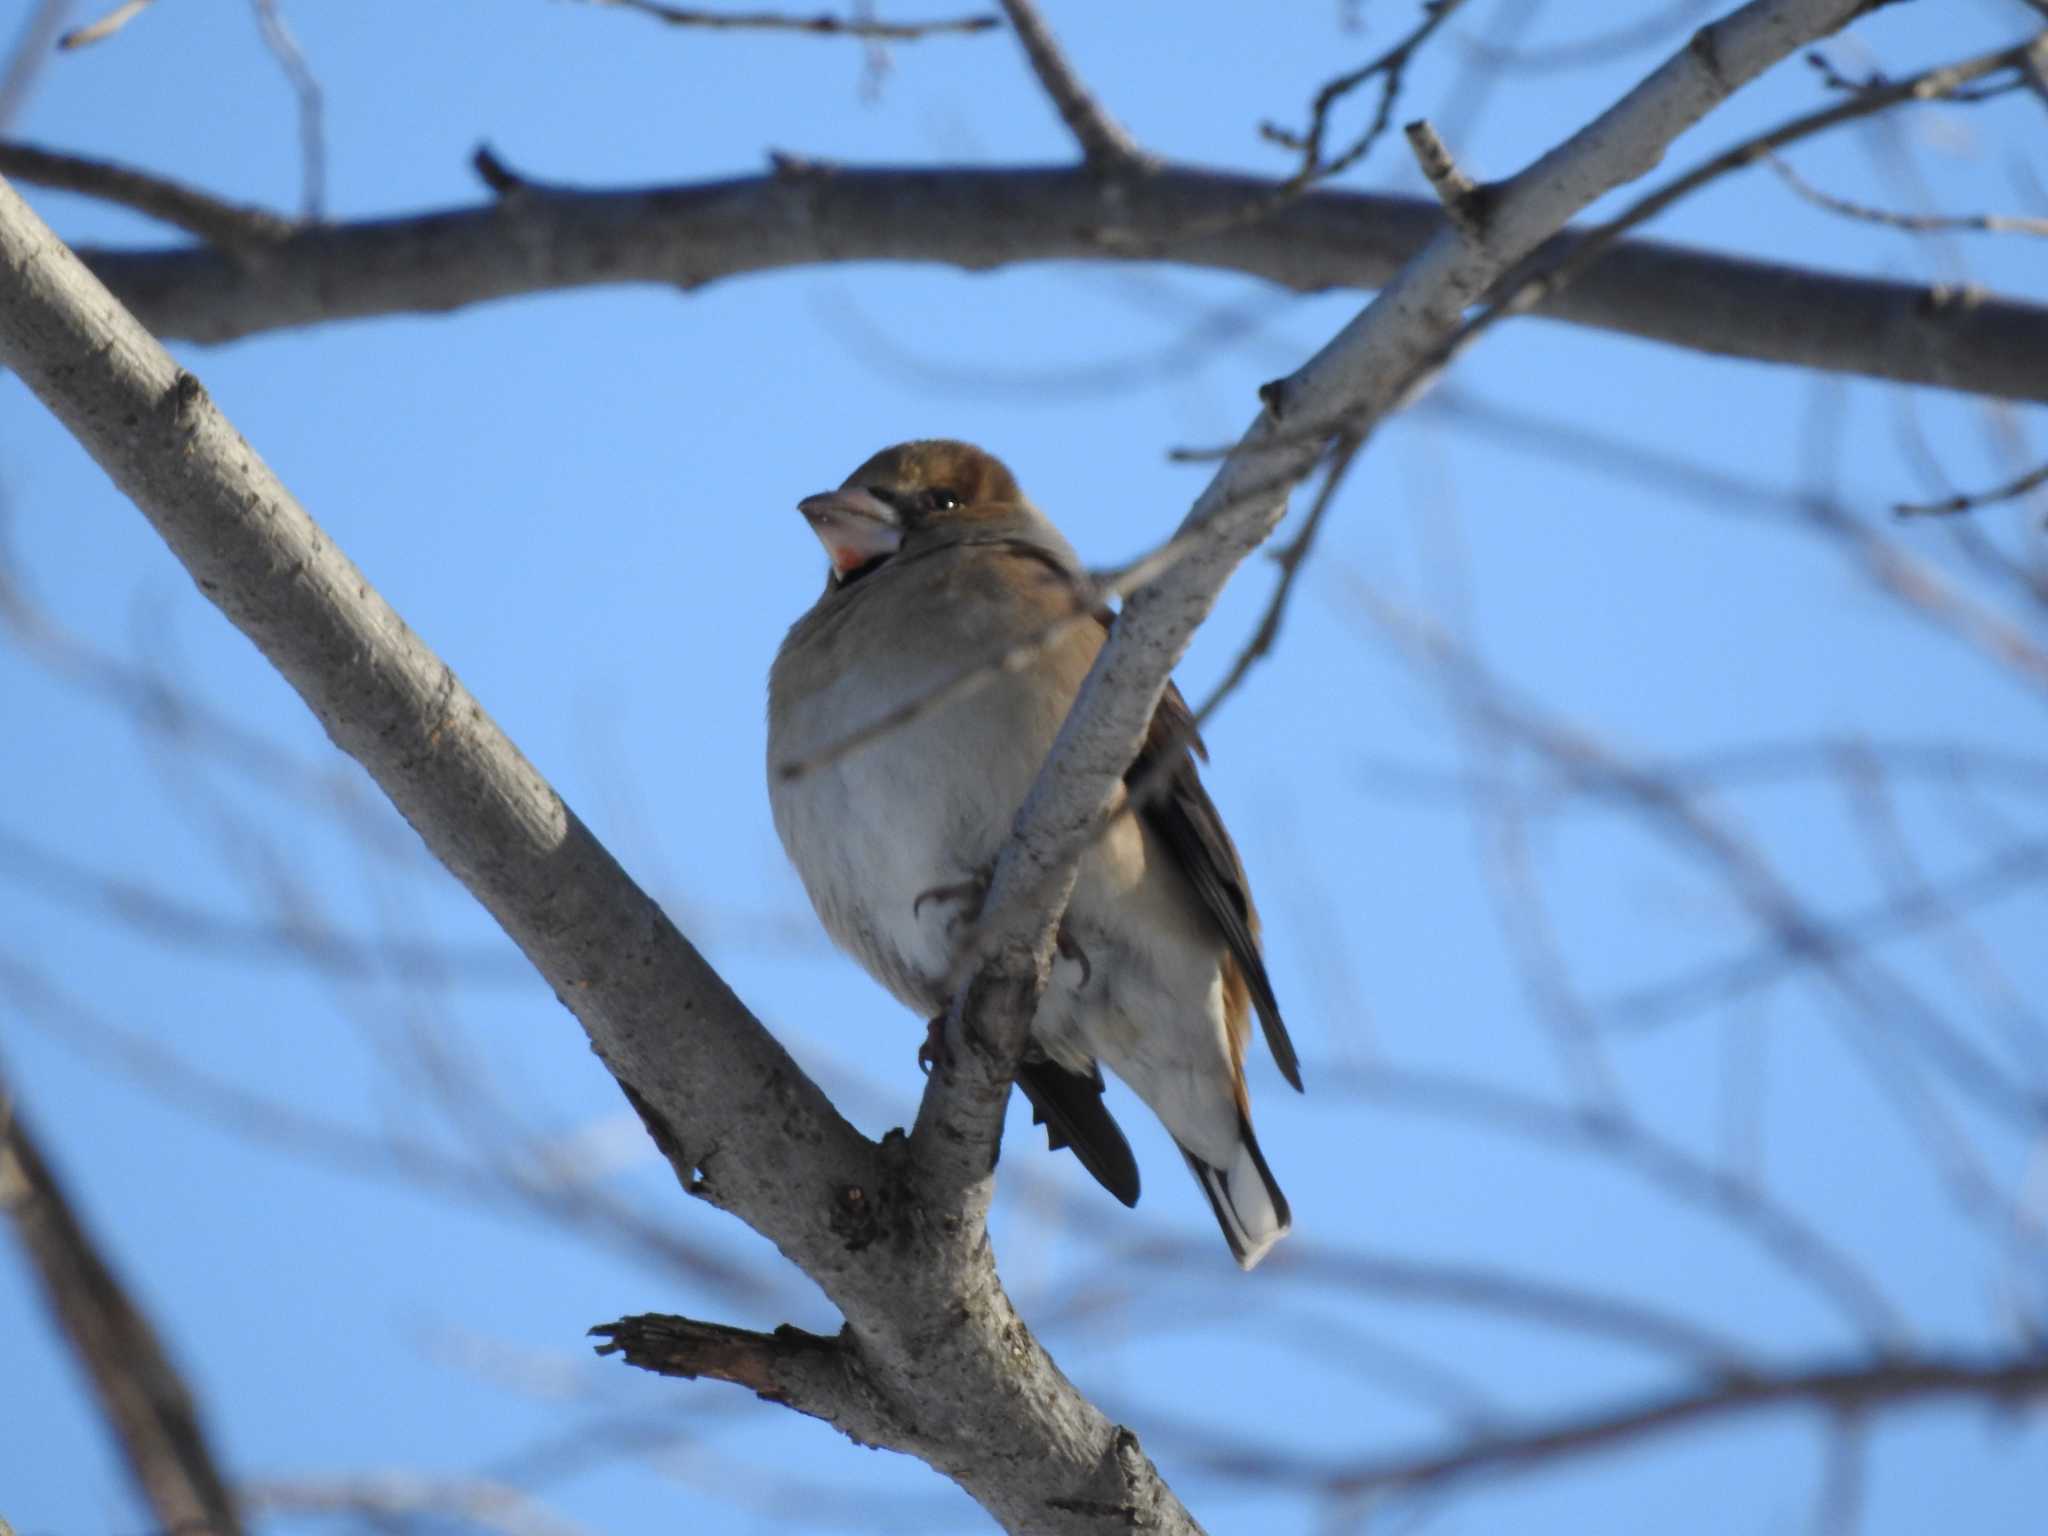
995,0,1148,170
1262,0,1470,189
1379,34,2047,430
1895,460,2048,519
1192,433,1367,724
591,1313,908,1450
58,0,156,50
1405,118,1488,242
0,0,75,129
249,0,325,221
1768,152,2048,238
0,139,297,250
471,143,543,199
581,0,998,40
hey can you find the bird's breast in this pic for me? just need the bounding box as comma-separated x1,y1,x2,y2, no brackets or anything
769,625,1077,1013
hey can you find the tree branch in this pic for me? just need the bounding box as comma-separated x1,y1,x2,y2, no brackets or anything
0,139,298,250
582,0,1000,41
0,172,1199,1534
591,1314,911,1450
0,1080,244,1536
54,164,2046,402
908,0,1886,1210
1318,1352,2048,1495
994,0,1147,169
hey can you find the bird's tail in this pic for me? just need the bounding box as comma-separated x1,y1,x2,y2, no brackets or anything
1182,1116,1290,1270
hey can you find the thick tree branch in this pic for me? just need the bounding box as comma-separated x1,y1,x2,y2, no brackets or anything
909,0,1884,1205
1,1082,244,1536
0,172,1198,1535
57,166,2046,402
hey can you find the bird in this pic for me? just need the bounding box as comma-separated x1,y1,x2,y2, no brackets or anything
766,439,1302,1268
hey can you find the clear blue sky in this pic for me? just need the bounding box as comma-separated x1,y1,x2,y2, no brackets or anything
3,2,2044,1532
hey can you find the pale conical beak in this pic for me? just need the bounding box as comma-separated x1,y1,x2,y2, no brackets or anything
797,488,903,574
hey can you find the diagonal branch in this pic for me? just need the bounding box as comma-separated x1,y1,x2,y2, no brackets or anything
907,0,1886,1206
994,0,1147,169
1,1079,245,1536
0,138,297,250
0,172,1198,1534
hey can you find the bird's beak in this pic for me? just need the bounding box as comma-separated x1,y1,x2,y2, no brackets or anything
798,487,903,574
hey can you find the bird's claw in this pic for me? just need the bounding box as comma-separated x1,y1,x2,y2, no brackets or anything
918,1014,951,1075
1056,923,1093,988
912,876,987,923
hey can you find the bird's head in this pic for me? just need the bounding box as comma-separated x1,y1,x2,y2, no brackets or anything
795,439,1026,586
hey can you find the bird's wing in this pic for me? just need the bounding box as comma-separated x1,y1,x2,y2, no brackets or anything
984,539,1304,1092
1129,679,1304,1092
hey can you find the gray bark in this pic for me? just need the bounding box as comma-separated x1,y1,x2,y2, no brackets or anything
69,167,2046,404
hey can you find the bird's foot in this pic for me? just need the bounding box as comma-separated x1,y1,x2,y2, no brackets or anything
912,872,990,927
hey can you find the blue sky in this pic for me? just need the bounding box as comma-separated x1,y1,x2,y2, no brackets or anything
2,2,2045,1532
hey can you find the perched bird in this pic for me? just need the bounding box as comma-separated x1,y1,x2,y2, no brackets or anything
767,440,1302,1268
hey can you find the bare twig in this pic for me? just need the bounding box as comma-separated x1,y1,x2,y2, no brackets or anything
249,0,325,220
0,822,529,983
1309,1352,2048,1496
1404,118,1486,240
1261,0,1470,189
1,1080,244,1536
1769,152,2048,238
57,0,153,49
1602,837,2048,1033
0,139,297,249
994,0,1146,168
1415,35,2048,410
582,0,997,40
0,0,74,129
1453,0,1717,73
1192,433,1366,724
1325,1065,1910,1343
1895,459,2048,518
244,1476,596,1536
0,954,772,1296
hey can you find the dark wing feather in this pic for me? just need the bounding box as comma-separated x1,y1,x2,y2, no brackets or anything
1001,563,1302,1095
1015,1057,1141,1207
1129,680,1305,1092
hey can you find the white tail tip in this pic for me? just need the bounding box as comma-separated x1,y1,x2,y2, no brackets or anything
1185,1128,1291,1270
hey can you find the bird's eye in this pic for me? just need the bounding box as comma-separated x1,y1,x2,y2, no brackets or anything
926,489,962,512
